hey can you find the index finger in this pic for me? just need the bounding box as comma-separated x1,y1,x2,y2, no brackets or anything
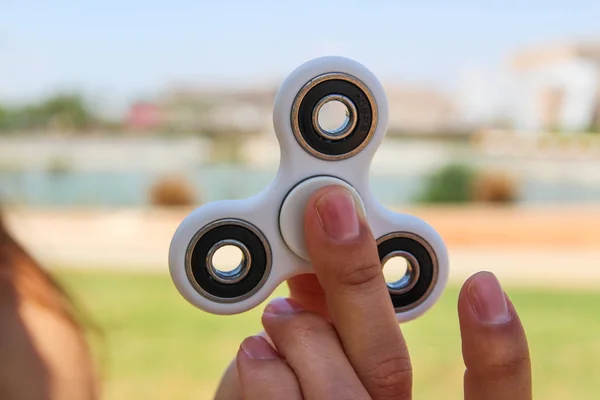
304,185,412,399
286,274,330,319
459,272,532,400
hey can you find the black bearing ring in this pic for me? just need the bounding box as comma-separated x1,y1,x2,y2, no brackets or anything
185,219,272,303
291,72,378,161
377,232,439,312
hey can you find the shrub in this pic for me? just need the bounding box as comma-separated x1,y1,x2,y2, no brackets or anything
472,170,519,203
45,156,72,176
148,175,198,207
417,163,519,204
417,163,476,204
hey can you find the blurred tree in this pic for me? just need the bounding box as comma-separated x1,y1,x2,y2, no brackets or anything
586,124,600,134
11,105,45,131
38,94,94,131
0,94,96,133
0,105,8,132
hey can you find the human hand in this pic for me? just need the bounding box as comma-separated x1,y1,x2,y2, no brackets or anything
215,186,531,399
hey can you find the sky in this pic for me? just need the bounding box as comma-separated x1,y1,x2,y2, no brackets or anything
2,0,600,114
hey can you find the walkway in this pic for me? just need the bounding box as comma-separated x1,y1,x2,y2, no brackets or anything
4,206,600,289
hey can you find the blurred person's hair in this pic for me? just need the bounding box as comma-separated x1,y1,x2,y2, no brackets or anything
0,209,99,399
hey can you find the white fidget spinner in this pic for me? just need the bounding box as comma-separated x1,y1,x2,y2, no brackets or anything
169,56,450,322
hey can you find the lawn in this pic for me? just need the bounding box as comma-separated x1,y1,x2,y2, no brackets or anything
55,270,600,400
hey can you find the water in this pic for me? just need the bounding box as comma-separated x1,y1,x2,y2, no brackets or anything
1,135,599,207
1,164,600,207
0,166,421,207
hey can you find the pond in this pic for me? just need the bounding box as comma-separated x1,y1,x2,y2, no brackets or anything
1,162,600,207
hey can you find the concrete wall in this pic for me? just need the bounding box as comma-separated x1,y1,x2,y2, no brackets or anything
0,136,212,172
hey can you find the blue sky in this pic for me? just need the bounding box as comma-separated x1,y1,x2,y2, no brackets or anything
2,1,600,112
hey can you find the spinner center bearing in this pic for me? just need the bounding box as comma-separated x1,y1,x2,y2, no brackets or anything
291,72,378,161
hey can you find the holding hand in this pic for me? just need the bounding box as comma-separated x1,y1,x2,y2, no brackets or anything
216,186,532,399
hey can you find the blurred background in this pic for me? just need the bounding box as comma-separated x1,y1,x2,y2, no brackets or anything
1,1,600,399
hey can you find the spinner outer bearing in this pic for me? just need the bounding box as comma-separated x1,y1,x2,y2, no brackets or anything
291,72,378,161
377,232,439,313
184,218,272,303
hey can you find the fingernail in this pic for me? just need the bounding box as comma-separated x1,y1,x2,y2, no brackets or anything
263,297,303,316
467,272,510,324
241,336,279,360
315,187,360,241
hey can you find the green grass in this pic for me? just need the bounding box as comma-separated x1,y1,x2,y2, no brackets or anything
55,270,600,400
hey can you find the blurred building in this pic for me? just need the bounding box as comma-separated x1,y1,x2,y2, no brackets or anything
510,42,600,132
126,40,600,138
126,86,276,135
127,102,163,131
125,83,463,137
385,85,461,135
458,41,600,133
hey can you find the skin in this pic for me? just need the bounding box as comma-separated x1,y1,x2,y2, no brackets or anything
0,216,98,400
215,185,532,400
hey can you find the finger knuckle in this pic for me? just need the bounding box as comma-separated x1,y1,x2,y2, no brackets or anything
284,313,334,346
485,349,530,376
336,260,382,289
362,352,412,398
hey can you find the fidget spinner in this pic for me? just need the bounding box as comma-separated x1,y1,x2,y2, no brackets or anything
169,56,449,322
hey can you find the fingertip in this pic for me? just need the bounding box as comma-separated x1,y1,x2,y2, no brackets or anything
238,336,280,362
305,185,337,210
458,271,529,359
303,186,336,232
286,274,330,318
460,271,511,325
235,336,303,399
263,297,304,318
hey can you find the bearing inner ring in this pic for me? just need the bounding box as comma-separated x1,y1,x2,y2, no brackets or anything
185,218,272,303
381,250,421,295
311,94,358,141
291,72,378,161
376,232,438,312
205,239,252,285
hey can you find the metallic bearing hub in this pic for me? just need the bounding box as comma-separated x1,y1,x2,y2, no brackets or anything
381,250,421,295
205,239,252,285
311,94,358,141
377,232,439,313
291,72,378,161
185,218,272,303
